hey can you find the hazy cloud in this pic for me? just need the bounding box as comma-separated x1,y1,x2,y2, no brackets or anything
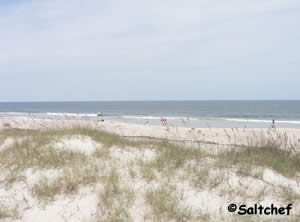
0,0,300,101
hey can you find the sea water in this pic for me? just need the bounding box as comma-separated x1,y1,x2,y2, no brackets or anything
0,101,300,128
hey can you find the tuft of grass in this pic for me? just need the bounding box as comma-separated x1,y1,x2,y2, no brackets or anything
32,161,99,202
97,168,135,222
146,141,205,173
0,131,88,171
219,144,300,178
145,184,207,222
190,166,210,189
127,160,137,179
0,205,18,219
280,186,300,204
32,177,61,203
139,161,157,182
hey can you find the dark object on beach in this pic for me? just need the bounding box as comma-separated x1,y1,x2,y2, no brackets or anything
271,120,276,129
97,112,104,122
160,117,167,126
3,123,11,128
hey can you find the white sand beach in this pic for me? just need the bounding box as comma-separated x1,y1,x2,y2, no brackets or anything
1,116,300,222
1,115,300,145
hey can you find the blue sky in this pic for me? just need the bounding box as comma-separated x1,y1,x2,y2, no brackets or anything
0,0,300,101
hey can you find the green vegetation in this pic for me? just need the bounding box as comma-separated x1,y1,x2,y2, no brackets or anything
97,168,135,222
220,143,300,178
0,205,18,220
1,127,300,221
145,184,208,222
32,161,99,202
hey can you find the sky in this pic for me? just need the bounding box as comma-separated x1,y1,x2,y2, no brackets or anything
0,0,300,101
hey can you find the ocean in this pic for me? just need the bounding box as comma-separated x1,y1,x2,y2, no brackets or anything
1,101,300,128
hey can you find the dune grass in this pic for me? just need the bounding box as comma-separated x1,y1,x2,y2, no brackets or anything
0,137,88,170
0,205,18,220
0,128,101,204
145,184,209,222
140,141,206,181
97,168,135,222
0,128,89,171
1,126,300,221
32,161,99,202
219,143,300,178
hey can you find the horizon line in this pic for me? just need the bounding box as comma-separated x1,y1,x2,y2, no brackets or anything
1,99,300,103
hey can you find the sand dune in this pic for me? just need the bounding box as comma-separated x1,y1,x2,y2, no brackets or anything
1,116,300,221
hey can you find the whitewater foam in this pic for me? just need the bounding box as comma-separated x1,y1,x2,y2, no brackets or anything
122,115,198,121
46,112,97,117
226,118,300,125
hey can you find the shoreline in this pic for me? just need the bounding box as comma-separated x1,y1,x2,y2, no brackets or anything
2,111,300,129
1,115,300,147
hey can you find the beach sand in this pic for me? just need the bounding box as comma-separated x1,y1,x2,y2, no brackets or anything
1,116,300,221
1,115,300,145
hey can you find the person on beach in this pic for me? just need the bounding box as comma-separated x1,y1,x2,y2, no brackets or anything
271,119,276,129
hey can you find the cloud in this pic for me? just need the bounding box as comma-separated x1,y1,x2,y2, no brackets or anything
0,0,300,100
1,0,298,65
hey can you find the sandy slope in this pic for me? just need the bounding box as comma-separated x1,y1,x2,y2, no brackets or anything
1,116,300,222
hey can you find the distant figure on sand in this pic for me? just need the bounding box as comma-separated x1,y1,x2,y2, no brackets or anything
271,119,276,129
97,112,104,122
160,117,167,126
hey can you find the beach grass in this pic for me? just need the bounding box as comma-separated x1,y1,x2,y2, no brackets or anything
0,205,18,220
145,183,209,222
1,126,300,221
32,161,99,202
219,141,300,178
97,168,135,222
